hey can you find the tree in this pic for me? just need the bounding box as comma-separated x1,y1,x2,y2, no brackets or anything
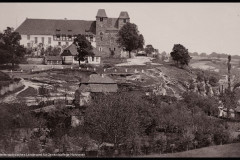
84,92,149,154
200,52,207,57
0,27,26,68
116,22,144,58
73,34,94,66
145,44,155,55
137,34,145,52
170,44,191,68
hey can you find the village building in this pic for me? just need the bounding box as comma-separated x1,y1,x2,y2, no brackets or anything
44,56,62,65
74,74,118,107
61,43,104,65
15,9,130,58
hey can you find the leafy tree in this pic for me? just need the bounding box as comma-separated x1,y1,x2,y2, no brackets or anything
200,52,207,57
116,22,144,58
137,34,145,51
170,44,191,68
84,92,150,154
145,44,155,55
0,27,26,68
73,34,94,66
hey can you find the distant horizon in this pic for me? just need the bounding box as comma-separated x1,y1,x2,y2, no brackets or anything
1,3,240,56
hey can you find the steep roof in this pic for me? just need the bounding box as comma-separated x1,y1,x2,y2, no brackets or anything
61,43,78,56
96,9,107,18
61,43,103,57
81,74,116,84
45,56,62,61
119,11,130,19
15,18,96,35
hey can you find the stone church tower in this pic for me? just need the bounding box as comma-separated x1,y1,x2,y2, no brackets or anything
95,9,130,57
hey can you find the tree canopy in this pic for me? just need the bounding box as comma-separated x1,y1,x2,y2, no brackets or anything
145,44,155,55
170,44,191,67
116,22,144,58
73,34,94,65
0,27,26,68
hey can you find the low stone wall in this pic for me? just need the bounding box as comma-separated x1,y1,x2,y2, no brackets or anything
0,80,24,96
26,57,44,64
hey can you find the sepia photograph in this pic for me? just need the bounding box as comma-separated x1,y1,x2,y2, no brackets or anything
0,2,240,158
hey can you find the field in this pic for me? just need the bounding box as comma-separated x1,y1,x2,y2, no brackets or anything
144,143,240,157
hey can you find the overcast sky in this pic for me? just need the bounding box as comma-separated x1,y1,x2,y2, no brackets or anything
1,3,240,55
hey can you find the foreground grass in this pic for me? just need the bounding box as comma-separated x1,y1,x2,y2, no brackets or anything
143,143,240,157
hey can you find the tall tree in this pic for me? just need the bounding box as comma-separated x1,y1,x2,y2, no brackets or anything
170,44,191,68
73,34,94,66
145,44,155,55
0,27,26,68
116,22,144,58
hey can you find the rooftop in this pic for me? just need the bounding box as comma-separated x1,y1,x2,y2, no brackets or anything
96,9,108,18
15,18,96,35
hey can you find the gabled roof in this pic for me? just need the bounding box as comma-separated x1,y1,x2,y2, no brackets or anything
119,11,130,19
81,74,117,84
15,18,96,35
45,56,62,61
61,43,78,56
61,43,103,57
96,9,107,18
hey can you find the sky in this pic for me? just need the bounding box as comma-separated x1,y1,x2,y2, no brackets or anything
1,3,240,55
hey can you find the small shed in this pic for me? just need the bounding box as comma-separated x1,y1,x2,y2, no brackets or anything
44,56,62,65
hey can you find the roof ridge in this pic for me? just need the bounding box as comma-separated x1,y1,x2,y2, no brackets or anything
25,18,95,21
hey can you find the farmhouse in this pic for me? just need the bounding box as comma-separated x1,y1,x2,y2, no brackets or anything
15,9,130,58
44,56,62,65
61,43,103,65
74,74,118,107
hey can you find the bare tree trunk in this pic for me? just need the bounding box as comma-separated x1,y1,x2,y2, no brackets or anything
129,51,131,58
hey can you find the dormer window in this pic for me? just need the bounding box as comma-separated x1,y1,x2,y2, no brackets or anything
100,17,103,22
123,19,126,23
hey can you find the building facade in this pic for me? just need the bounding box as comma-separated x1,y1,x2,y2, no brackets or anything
15,9,130,58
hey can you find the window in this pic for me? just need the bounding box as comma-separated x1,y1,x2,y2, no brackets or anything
27,43,31,48
99,47,102,52
96,57,100,62
27,35,30,40
62,34,66,41
34,37,38,43
58,42,61,46
66,42,69,46
42,37,44,44
114,48,116,51
100,32,103,41
48,37,51,44
123,19,126,23
100,17,103,22
68,35,72,40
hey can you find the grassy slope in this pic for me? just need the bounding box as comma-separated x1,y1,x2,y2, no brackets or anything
144,143,240,157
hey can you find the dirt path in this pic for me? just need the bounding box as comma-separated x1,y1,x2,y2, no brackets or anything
0,78,43,103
